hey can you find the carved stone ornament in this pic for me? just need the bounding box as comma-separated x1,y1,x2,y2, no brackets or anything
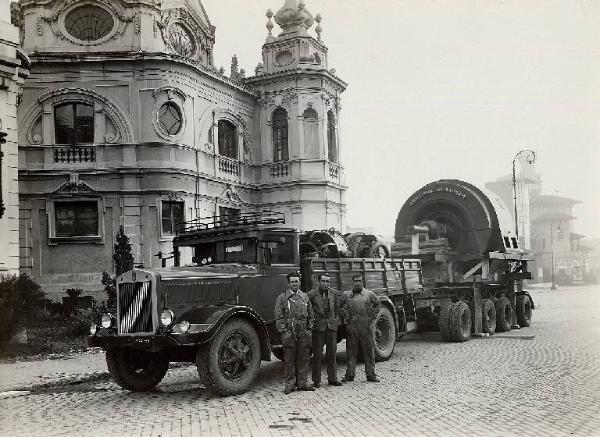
261,89,299,112
166,192,183,202
156,8,214,63
42,0,134,46
274,50,294,67
53,174,96,195
219,184,245,205
104,133,117,144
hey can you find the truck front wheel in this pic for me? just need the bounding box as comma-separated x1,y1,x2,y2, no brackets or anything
196,318,261,396
374,306,396,361
106,349,169,392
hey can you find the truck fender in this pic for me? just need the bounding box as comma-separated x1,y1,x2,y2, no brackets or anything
378,296,399,334
192,305,271,361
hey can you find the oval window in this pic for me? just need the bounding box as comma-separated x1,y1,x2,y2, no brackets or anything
158,102,183,136
65,5,114,42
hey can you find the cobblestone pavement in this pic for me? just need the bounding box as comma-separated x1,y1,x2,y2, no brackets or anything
1,285,599,437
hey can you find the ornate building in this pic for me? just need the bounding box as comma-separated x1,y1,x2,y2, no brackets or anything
0,1,29,274
13,0,347,299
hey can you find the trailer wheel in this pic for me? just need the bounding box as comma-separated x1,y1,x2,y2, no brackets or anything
106,349,169,392
495,297,512,332
196,318,261,396
516,294,532,327
438,302,454,342
374,306,396,361
449,302,471,342
481,299,496,334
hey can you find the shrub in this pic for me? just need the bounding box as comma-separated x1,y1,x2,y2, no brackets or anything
66,306,101,336
0,274,46,346
65,288,83,298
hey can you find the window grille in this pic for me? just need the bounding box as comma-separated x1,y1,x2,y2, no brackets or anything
218,120,237,159
54,103,94,145
64,5,114,41
158,102,183,136
55,201,99,237
272,108,288,162
327,111,337,163
162,201,184,235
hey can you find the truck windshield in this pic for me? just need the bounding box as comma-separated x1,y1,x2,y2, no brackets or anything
193,238,257,265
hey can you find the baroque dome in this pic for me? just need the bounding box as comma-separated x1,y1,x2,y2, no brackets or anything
274,0,314,35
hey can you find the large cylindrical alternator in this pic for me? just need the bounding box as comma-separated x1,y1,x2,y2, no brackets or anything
394,179,517,254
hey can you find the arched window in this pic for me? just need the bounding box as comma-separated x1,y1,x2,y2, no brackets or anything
303,108,319,158
218,120,237,159
54,103,94,145
272,108,288,162
327,111,337,162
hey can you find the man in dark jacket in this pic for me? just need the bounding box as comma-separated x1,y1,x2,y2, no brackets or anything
274,272,315,394
341,273,381,382
307,273,343,388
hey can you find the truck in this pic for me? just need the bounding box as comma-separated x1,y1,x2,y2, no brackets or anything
88,179,534,396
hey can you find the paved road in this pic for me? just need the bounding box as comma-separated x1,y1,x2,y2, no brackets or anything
1,285,599,436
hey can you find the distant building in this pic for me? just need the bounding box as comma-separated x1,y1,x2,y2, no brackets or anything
0,2,29,274
485,158,587,283
13,0,347,299
530,194,584,283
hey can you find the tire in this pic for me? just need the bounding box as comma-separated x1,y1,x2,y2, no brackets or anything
438,302,454,342
272,348,284,361
516,295,532,327
449,302,471,342
374,306,396,361
196,318,261,396
481,299,496,334
370,243,390,258
105,349,169,392
495,297,512,332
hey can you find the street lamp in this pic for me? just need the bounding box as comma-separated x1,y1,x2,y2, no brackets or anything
550,221,561,290
512,150,536,241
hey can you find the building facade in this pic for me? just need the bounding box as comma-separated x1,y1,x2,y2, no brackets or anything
0,2,29,274
14,0,347,299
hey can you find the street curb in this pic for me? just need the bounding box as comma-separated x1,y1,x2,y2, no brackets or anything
10,371,112,393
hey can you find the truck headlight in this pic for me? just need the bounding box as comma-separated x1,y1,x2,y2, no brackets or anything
160,309,174,326
101,313,113,328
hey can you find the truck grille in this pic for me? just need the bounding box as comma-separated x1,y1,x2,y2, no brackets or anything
117,281,153,334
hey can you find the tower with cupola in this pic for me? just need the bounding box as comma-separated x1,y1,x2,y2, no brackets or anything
245,0,347,232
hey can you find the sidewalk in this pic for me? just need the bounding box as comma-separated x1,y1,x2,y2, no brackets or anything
0,348,109,393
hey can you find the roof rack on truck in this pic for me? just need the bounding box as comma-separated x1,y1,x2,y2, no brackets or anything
175,211,286,237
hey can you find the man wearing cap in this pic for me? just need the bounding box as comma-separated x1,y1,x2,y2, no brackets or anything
274,272,315,394
307,273,343,388
341,273,381,382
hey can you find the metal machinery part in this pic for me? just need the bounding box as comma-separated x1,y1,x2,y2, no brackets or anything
394,179,519,254
300,229,389,258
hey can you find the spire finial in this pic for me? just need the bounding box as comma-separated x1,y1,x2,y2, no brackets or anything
266,9,276,42
315,13,322,41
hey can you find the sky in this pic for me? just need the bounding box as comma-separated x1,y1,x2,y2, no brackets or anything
203,0,600,239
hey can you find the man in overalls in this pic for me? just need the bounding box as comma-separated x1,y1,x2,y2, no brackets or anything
274,272,315,394
308,273,343,388
341,273,381,382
